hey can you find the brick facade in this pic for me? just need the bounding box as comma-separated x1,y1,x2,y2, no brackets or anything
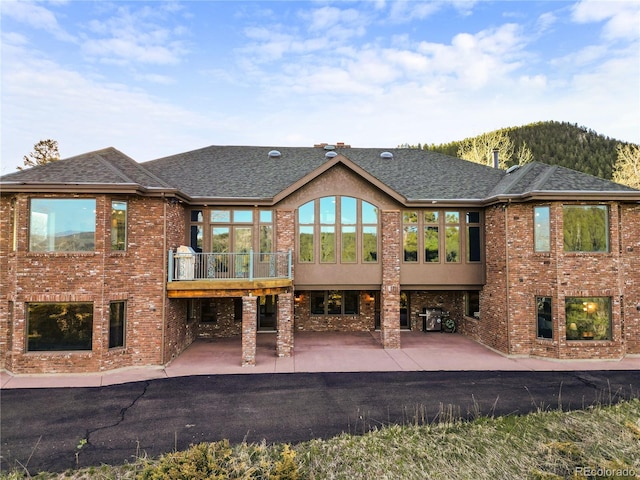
0,193,175,373
241,295,258,366
380,210,401,349
2,174,639,375
276,292,293,356
473,201,640,360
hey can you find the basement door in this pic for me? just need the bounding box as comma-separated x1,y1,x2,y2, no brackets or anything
258,295,277,331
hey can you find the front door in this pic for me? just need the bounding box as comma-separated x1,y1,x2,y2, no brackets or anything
258,295,277,331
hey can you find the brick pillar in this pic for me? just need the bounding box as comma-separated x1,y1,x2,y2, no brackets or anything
276,292,294,357
276,209,295,276
381,210,401,349
241,295,258,366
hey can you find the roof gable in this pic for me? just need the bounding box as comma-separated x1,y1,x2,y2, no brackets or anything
488,161,638,201
1,147,172,191
142,146,506,203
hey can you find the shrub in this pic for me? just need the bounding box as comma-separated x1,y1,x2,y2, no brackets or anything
139,440,299,480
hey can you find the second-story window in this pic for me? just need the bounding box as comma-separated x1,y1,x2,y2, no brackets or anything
111,200,127,251
29,198,96,252
298,196,379,264
402,209,482,264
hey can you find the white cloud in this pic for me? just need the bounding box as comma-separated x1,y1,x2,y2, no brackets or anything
80,4,188,65
572,0,640,41
0,42,217,173
1,0,75,41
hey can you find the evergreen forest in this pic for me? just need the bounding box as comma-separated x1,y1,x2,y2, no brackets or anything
407,121,637,180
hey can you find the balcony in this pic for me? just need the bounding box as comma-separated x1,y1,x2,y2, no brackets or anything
167,249,293,298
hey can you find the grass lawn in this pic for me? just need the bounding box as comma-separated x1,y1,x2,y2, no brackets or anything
3,398,639,479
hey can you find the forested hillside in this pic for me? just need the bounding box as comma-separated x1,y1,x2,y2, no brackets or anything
411,121,636,180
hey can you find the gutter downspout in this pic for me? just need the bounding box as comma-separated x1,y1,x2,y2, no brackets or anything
504,202,511,354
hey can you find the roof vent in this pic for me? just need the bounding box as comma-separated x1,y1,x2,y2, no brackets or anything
325,151,338,158
380,151,394,159
506,165,520,174
268,150,281,158
324,145,335,150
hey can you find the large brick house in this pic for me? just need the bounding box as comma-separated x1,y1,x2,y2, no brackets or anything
1,144,639,374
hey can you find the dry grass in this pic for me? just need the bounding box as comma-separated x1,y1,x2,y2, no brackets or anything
3,399,639,480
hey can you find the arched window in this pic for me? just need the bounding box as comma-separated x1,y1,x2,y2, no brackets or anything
297,196,378,264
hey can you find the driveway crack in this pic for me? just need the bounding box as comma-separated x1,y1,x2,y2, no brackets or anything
83,381,151,447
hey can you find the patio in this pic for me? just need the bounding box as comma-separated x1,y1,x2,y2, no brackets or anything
2,331,639,389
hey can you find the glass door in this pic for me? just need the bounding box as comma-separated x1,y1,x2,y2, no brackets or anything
233,226,252,277
258,295,277,331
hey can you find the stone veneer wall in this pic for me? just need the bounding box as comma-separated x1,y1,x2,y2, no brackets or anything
0,193,174,374
407,291,464,331
294,291,375,331
196,298,242,337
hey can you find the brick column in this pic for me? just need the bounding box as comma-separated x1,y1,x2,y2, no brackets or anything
381,210,401,349
276,209,295,275
276,292,294,357
241,295,258,366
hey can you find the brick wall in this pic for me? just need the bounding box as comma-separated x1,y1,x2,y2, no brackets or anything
480,201,638,360
162,201,197,364
241,296,258,366
621,204,640,354
381,210,401,349
276,292,293,356
473,204,511,353
0,193,175,374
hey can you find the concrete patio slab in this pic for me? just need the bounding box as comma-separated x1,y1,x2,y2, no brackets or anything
2,331,638,389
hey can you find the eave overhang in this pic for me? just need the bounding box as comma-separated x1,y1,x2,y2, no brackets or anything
0,182,189,202
483,190,640,206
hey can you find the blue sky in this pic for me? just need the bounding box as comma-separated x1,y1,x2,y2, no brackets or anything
1,0,639,173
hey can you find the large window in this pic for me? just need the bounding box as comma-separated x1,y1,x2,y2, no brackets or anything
109,301,126,348
30,199,96,252
563,205,608,252
111,201,127,251
565,297,611,341
310,291,360,315
403,210,480,263
534,206,551,252
298,197,378,264
27,302,93,351
537,296,552,339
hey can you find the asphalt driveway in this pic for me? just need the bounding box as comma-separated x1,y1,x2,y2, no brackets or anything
2,369,639,475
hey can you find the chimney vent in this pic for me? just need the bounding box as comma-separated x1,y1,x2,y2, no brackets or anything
492,149,499,169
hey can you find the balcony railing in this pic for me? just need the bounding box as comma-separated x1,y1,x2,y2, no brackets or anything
168,249,292,282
